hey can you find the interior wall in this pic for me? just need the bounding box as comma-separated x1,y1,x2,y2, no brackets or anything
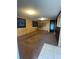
17,18,37,37
41,21,50,32
58,32,61,47
57,14,61,47
57,15,61,27
38,18,50,32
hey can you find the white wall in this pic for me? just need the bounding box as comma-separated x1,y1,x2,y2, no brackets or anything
17,47,20,59
38,20,50,32
41,22,50,32
57,14,61,47
57,15,61,27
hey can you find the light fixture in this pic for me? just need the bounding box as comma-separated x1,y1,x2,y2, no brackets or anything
38,17,48,20
25,10,36,15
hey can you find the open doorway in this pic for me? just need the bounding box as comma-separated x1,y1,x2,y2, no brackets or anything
50,20,55,32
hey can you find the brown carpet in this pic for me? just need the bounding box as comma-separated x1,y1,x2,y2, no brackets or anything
17,30,57,59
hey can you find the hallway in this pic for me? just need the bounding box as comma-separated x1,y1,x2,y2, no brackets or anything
18,30,57,59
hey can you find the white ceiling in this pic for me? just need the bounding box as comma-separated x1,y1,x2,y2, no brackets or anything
17,0,61,20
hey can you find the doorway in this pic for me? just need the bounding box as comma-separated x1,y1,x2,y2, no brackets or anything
50,20,55,32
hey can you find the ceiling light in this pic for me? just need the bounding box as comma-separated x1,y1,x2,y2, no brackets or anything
25,10,36,15
38,17,48,20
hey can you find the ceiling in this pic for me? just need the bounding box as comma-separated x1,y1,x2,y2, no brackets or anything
17,0,61,20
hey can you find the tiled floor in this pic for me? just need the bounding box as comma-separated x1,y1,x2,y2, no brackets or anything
17,30,57,59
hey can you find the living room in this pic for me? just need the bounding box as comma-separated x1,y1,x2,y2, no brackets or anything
17,0,61,59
